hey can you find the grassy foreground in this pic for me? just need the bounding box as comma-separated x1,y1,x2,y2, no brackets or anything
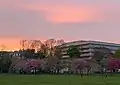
0,74,120,85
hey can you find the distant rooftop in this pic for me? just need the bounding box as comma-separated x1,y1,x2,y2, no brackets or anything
63,40,120,46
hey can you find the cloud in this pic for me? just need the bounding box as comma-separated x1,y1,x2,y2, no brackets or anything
24,4,104,23
1,0,120,24
23,2,120,24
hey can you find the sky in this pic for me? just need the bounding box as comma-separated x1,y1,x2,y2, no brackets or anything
0,0,120,50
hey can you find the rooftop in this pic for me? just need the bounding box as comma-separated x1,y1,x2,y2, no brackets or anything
63,40,120,47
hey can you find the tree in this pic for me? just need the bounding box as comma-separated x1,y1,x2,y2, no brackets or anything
41,39,64,72
43,39,64,59
93,47,112,62
100,57,108,77
114,49,120,58
24,49,35,59
0,52,12,73
29,40,42,51
72,59,90,77
9,55,21,73
20,40,28,50
67,45,80,58
54,46,62,59
44,39,56,57
66,46,81,74
23,59,41,74
92,47,112,76
20,40,42,50
35,51,46,59
107,58,120,73
19,39,64,73
93,51,105,62
39,43,48,58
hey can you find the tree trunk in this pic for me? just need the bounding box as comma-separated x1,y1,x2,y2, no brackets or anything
87,67,91,75
75,68,77,74
80,69,83,77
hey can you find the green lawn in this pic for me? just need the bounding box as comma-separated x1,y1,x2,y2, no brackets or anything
0,74,120,85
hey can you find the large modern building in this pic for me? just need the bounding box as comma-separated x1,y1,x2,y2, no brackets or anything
60,40,120,58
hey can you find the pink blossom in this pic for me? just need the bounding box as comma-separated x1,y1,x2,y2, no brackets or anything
108,58,119,71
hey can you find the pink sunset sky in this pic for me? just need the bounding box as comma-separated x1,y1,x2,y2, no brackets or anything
0,0,120,50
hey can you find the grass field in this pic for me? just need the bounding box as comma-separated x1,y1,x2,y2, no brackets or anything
0,74,120,85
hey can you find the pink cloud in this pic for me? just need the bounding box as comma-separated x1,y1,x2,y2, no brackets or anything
1,1,120,23
24,4,104,23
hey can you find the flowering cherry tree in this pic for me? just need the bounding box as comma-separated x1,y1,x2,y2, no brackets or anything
23,59,41,73
107,58,119,73
72,59,91,77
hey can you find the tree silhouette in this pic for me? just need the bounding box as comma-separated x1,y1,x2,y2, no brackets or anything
0,52,12,73
114,49,120,58
67,45,80,58
42,39,64,72
93,47,112,62
24,49,35,59
20,40,27,50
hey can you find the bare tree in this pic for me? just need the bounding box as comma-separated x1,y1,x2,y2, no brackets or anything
56,39,64,46
41,39,64,72
20,40,42,50
20,40,29,50
29,40,42,51
19,39,64,72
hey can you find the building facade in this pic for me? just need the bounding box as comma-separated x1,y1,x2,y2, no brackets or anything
60,40,120,58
